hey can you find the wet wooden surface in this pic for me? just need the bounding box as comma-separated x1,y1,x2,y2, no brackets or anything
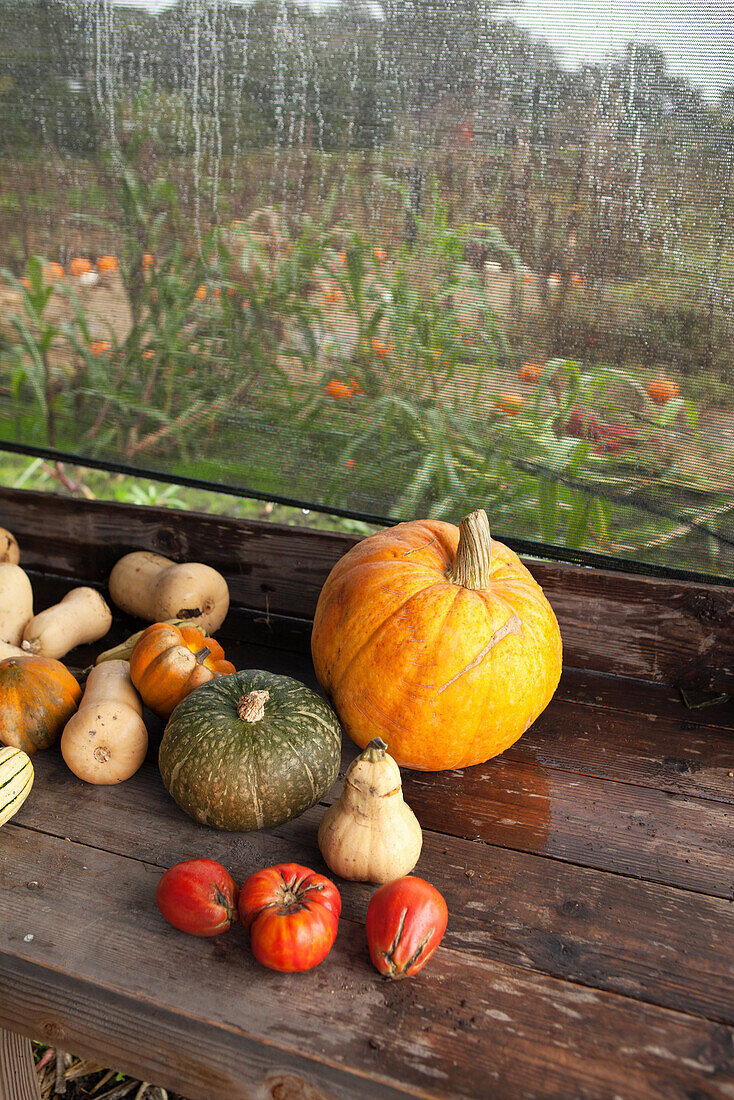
1,489,734,1098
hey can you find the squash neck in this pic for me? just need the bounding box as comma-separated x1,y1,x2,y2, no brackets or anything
360,737,387,763
237,689,270,723
448,509,492,589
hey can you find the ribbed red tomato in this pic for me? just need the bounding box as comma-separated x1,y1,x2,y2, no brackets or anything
366,877,448,979
238,863,341,972
156,859,238,937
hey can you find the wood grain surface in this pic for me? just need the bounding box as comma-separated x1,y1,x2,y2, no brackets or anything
2,827,734,1100
0,1030,41,1100
2,487,733,689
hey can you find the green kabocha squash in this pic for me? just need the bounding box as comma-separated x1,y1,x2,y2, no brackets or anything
159,670,342,831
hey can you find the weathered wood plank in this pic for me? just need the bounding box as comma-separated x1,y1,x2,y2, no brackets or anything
2,828,734,1100
401,760,734,898
14,754,734,1025
2,487,733,689
507,699,734,804
0,1030,40,1100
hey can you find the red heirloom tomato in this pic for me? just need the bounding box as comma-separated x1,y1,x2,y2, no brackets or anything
156,859,238,937
238,863,341,972
366,877,448,979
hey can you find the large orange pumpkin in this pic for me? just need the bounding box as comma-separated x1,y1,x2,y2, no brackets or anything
311,510,562,771
0,656,82,754
130,623,235,719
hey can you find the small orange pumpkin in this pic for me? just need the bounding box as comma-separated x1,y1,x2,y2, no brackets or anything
646,378,680,405
312,509,562,770
130,623,235,719
519,361,543,384
324,379,353,401
0,656,82,754
68,258,93,277
96,255,119,274
495,393,524,416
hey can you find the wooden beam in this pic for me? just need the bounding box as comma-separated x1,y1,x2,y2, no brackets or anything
0,1030,40,1100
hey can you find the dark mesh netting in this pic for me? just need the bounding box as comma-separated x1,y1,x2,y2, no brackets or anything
1,0,733,577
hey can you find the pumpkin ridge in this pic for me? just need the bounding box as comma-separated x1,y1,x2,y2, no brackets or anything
332,579,450,693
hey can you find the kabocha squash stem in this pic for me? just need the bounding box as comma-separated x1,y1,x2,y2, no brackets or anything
237,690,270,723
448,509,492,589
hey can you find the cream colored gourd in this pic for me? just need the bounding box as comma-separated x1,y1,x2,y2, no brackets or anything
22,587,112,658
60,661,148,784
0,746,34,826
318,738,422,883
0,528,19,564
0,640,27,659
0,563,33,646
109,552,229,633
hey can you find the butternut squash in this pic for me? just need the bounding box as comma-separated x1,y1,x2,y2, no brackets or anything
0,528,19,564
22,587,112,658
60,661,148,784
109,551,229,633
0,563,33,646
0,640,27,660
318,738,422,883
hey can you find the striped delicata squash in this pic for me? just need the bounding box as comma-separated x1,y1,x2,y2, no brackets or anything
0,745,34,826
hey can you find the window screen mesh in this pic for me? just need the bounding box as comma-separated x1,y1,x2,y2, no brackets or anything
1,0,733,576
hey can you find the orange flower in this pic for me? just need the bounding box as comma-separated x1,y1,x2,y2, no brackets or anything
213,287,221,299
195,285,207,301
44,262,65,282
372,336,394,359
142,252,154,270
547,272,561,287
324,379,352,400
519,360,543,384
338,250,347,264
374,247,387,264
495,393,524,416
68,258,93,277
345,458,356,469
570,272,584,288
142,349,155,360
523,271,534,284
347,377,364,395
324,288,343,304
241,298,250,310
97,255,119,274
20,277,31,290
90,341,112,357
227,287,236,298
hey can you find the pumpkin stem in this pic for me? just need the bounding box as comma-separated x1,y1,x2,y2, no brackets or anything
237,689,270,723
449,509,492,589
360,737,388,762
194,646,212,665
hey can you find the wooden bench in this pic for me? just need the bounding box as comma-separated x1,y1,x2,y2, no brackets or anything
1,488,733,1099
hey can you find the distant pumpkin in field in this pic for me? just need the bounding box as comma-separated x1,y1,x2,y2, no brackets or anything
372,337,394,359
90,341,112,357
68,258,93,277
646,378,679,405
374,247,387,264
495,393,524,416
97,255,119,274
324,380,352,401
44,263,65,283
195,285,207,301
519,360,543,384
142,252,154,270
